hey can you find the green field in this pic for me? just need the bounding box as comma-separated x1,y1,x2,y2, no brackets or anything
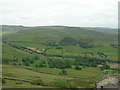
3,65,99,88
2,25,119,88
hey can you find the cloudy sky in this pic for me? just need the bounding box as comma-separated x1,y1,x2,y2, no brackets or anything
0,0,119,27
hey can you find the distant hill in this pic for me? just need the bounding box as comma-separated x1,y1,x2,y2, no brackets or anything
2,25,118,35
1,25,33,35
2,25,118,46
84,27,118,35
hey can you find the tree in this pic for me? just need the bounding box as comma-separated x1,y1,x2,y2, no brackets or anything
59,69,67,75
2,78,6,84
25,62,30,66
75,65,82,70
101,63,110,70
36,61,46,67
60,37,77,46
31,79,44,85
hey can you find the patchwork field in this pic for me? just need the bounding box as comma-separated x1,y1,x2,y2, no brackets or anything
2,25,119,88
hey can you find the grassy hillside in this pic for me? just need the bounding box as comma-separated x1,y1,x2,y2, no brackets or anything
84,27,118,35
2,26,118,60
2,25,119,88
2,25,33,35
2,43,35,60
3,65,97,88
3,26,117,45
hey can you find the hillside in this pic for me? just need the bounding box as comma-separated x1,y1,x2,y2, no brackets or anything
2,26,118,45
84,27,118,35
2,25,33,35
2,25,119,88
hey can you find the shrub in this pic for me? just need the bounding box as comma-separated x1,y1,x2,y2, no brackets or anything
59,69,67,75
16,81,22,85
31,79,44,85
75,65,82,70
2,78,6,84
101,63,110,70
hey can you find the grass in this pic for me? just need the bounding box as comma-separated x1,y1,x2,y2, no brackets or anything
4,41,118,60
2,43,35,59
2,25,118,88
2,65,73,85
68,67,101,79
3,27,117,45
107,63,119,69
2,79,53,88
7,41,48,49
19,65,102,81
2,26,118,61
3,65,102,88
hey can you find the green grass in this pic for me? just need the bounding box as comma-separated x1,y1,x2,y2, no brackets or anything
46,48,62,55
2,43,34,59
3,27,117,45
18,66,102,81
46,46,118,60
68,67,101,78
2,79,54,88
8,42,48,49
3,65,103,88
108,63,119,69
2,26,118,61
2,65,73,85
2,25,118,88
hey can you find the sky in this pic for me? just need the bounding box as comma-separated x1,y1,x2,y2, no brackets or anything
0,0,119,28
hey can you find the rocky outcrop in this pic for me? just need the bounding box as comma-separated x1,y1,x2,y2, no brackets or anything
97,74,119,88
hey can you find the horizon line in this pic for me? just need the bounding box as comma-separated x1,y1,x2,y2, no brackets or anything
0,24,118,29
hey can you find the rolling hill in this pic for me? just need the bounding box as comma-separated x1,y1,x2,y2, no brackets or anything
2,25,118,45
2,25,119,88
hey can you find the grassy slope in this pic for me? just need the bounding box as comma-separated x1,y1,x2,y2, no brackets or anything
2,26,118,88
2,26,118,60
2,43,34,59
3,65,102,88
2,25,32,36
2,65,73,88
3,27,117,45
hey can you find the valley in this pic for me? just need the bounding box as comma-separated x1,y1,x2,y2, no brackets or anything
1,25,119,88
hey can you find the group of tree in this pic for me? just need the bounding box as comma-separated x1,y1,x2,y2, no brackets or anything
22,57,36,66
74,64,82,70
101,63,111,70
60,37,77,46
59,69,67,75
35,60,46,67
48,59,72,69
77,38,94,48
74,57,102,68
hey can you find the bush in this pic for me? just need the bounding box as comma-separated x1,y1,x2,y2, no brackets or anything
75,65,82,70
59,69,67,75
2,78,6,84
31,79,44,85
16,81,22,85
101,63,110,70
